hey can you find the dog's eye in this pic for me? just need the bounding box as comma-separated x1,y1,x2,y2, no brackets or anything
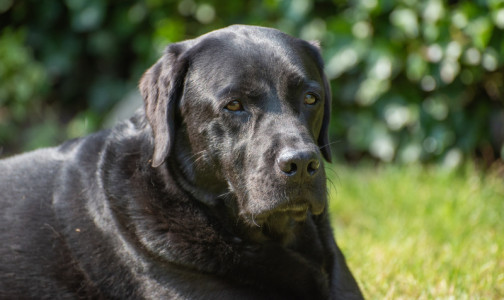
304,93,318,105
225,100,244,112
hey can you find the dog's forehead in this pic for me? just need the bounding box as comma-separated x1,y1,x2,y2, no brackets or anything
187,26,321,95
201,25,300,54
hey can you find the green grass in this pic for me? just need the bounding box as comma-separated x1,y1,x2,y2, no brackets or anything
328,163,504,299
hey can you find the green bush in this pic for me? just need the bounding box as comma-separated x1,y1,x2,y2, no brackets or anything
0,0,503,164
0,27,50,152
324,0,504,165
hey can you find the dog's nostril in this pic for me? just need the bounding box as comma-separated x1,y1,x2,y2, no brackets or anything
288,163,298,175
307,160,320,175
280,161,298,175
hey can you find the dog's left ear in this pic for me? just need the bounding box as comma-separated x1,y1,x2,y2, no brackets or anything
319,72,332,163
139,43,189,168
307,40,332,163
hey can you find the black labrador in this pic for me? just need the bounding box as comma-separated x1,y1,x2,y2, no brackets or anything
0,25,363,299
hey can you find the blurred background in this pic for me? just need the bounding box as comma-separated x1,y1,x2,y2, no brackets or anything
1,1,504,298
1,0,503,166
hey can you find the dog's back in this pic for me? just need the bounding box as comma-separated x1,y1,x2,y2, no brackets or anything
0,134,111,298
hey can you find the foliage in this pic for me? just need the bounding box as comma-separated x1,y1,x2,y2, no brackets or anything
0,0,503,162
324,0,504,165
329,163,504,298
0,28,51,151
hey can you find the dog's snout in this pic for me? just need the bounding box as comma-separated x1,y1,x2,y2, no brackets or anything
277,149,321,180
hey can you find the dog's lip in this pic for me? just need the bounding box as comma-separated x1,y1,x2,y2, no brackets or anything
276,205,308,213
275,203,309,221
287,210,309,222
250,203,309,224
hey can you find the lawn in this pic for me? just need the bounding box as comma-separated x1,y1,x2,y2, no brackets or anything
328,163,504,299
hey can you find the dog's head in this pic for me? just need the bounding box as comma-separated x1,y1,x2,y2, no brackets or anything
140,25,332,242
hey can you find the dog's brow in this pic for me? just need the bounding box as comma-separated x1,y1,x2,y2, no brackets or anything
288,75,323,93
288,73,306,86
304,80,323,93
217,84,265,99
286,70,321,88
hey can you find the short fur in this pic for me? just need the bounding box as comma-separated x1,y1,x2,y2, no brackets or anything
0,25,363,299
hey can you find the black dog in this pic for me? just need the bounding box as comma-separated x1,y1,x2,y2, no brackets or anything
0,25,363,299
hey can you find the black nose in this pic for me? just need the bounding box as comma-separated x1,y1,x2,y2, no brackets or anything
277,149,321,180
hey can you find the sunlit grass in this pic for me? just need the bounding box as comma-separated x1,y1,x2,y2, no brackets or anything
328,163,504,299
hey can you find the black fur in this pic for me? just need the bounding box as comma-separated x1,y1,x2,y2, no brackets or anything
0,25,363,299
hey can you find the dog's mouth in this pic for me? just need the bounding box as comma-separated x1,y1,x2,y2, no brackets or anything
235,194,325,244
247,201,312,229
241,190,326,227
275,203,310,222
230,176,326,243
242,204,311,244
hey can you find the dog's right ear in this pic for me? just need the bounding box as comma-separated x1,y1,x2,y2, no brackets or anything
139,43,189,168
304,40,332,163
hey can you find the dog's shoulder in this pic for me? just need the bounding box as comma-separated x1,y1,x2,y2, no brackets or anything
0,111,155,299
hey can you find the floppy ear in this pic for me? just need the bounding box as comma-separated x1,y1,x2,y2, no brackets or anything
307,40,332,163
139,44,188,168
319,73,332,163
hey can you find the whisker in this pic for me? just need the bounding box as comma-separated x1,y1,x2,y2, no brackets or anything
182,150,207,169
326,177,337,194
318,139,343,149
193,153,207,164
251,214,261,228
217,191,233,198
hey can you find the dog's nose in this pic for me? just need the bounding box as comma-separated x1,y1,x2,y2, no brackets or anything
277,149,320,180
